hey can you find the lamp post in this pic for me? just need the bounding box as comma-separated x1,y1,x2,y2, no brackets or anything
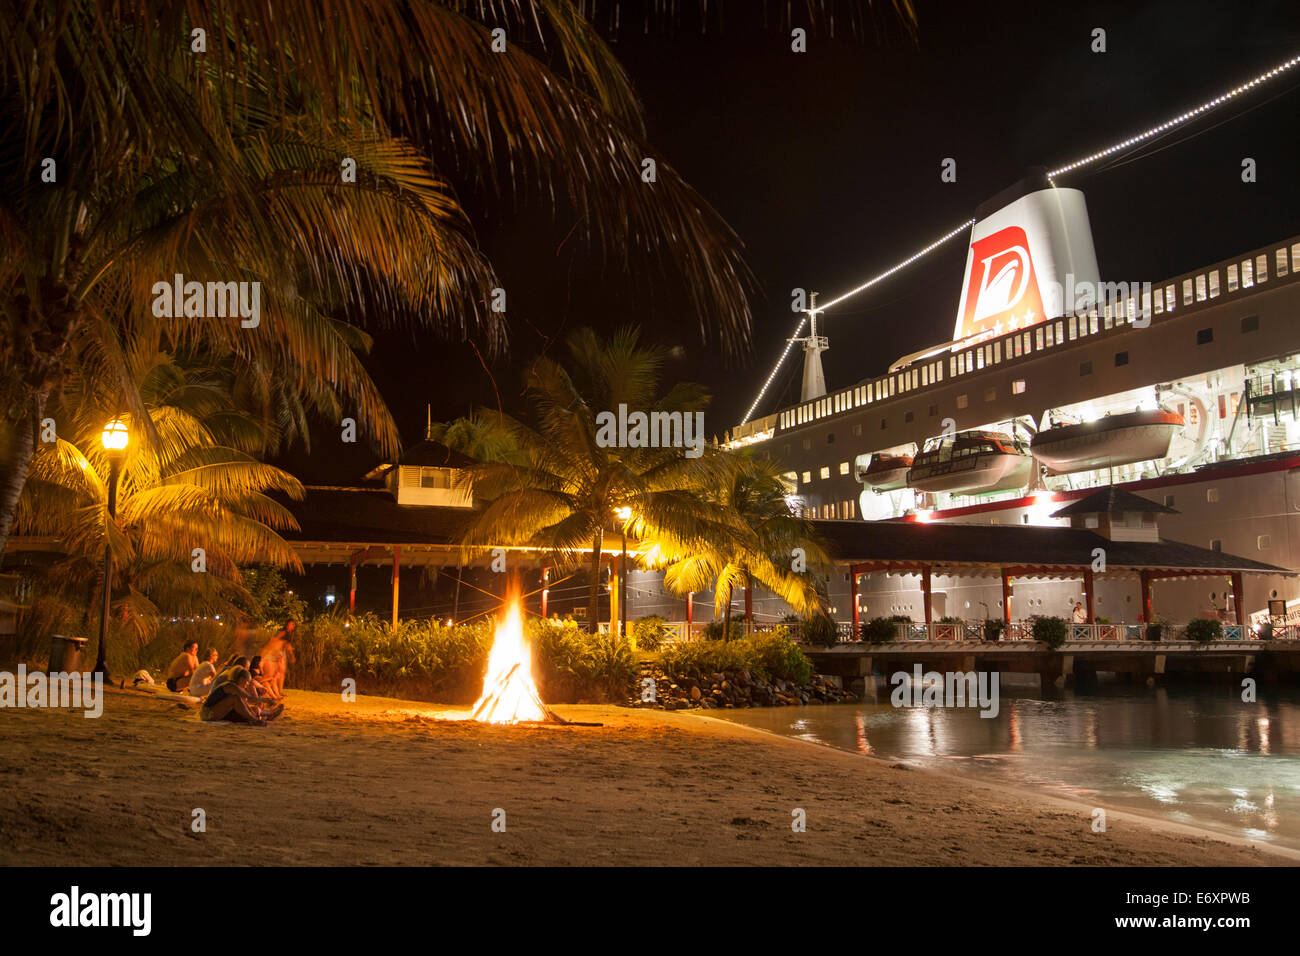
615,507,631,640
95,418,129,679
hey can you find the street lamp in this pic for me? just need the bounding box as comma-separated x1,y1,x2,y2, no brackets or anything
615,507,632,640
95,418,129,678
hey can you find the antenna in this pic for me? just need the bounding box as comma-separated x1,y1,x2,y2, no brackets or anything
794,292,828,402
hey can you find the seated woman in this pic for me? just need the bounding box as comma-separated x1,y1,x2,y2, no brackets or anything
199,667,284,725
187,648,221,698
247,656,277,703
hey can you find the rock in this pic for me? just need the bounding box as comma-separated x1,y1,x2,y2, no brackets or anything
690,685,702,700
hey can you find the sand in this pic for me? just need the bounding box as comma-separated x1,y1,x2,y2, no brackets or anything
0,686,1287,866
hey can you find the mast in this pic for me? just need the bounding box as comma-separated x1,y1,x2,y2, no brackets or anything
798,292,829,402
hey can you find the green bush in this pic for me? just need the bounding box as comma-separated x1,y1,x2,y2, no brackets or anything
633,615,668,652
1032,616,1069,650
800,612,840,648
658,628,811,685
939,615,963,624
1185,618,1222,643
861,617,900,643
702,619,747,642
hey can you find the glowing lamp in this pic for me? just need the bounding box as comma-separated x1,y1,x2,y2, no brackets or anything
101,418,129,452
614,506,632,521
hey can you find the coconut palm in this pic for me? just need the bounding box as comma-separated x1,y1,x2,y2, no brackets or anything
450,326,731,631
14,348,305,645
6,0,901,561
647,451,829,636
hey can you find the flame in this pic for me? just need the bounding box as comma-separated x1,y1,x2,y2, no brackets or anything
470,600,548,724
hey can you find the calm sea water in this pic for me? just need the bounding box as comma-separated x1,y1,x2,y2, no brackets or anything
710,678,1300,851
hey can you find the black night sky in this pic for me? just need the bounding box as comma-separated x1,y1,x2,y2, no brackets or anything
285,0,1300,484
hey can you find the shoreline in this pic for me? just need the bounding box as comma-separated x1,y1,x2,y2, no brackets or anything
0,687,1286,866
684,709,1300,863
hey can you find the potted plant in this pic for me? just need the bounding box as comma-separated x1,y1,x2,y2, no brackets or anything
1031,615,1068,650
1185,618,1222,643
983,619,1005,642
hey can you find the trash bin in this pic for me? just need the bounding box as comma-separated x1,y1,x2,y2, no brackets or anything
49,634,88,674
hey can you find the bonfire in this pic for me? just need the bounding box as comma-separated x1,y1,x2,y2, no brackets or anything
470,600,553,724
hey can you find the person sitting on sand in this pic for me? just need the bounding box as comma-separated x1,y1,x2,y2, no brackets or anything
248,656,277,701
164,640,200,693
259,621,295,700
199,667,284,725
187,648,221,698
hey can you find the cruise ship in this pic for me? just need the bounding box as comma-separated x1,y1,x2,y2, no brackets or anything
726,171,1300,624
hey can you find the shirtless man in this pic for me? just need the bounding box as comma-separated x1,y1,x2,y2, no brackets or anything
164,641,200,693
199,668,284,725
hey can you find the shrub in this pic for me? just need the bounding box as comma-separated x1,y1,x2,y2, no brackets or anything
1257,621,1273,640
1145,623,1163,642
658,628,810,685
702,619,747,642
983,619,1005,642
800,612,839,648
1185,618,1222,643
939,615,963,624
861,617,900,643
1032,616,1069,650
632,616,668,652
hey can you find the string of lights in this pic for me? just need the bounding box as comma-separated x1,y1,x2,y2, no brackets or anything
739,50,1300,425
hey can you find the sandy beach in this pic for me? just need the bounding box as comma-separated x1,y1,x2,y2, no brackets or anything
0,687,1286,866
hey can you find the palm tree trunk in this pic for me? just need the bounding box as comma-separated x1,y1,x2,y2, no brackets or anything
587,530,603,634
0,388,48,563
722,581,733,641
745,570,754,635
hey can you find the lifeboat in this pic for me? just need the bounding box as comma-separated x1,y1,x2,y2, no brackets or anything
856,453,914,492
907,430,1033,494
1030,409,1185,474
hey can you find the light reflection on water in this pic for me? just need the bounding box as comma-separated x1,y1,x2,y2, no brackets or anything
710,679,1300,850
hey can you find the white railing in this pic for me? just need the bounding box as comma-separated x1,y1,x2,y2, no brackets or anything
845,620,1275,643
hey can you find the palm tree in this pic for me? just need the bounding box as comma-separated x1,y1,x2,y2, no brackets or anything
647,451,829,636
6,0,863,561
449,326,730,631
14,348,305,645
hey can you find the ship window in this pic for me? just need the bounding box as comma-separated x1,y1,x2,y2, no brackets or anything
1207,488,1219,503
1242,259,1254,288
950,357,958,377
844,499,856,519
904,410,914,423
1055,321,1064,342
956,394,969,409
1196,328,1213,345
1164,494,1175,507
1024,331,1032,352
1085,516,1099,529
921,366,929,386
1195,275,1207,301
1165,285,1176,311
1211,539,1222,551
820,466,830,480
1045,325,1054,347
935,363,943,382
1090,313,1100,335
984,387,996,402
1114,351,1129,367
1256,254,1269,282
880,417,888,430
1227,264,1239,292
1103,309,1113,330
1182,278,1194,305
1022,514,1030,525
1012,379,1027,394
1035,328,1045,349
1154,294,1163,315
827,432,835,444
928,404,939,416
1080,361,1093,376
852,423,862,437
801,471,810,484
977,349,985,370
1068,316,1077,340
1208,271,1220,297
994,341,1002,362
1241,315,1259,333
802,437,812,450
839,461,850,475
1278,249,1290,277
1293,242,1300,272
1259,534,1272,550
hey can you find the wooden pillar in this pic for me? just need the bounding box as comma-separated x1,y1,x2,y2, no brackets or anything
609,564,620,636
687,591,694,631
1001,569,1013,626
921,566,933,629
391,546,401,631
851,568,860,631
1083,568,1095,624
1230,572,1245,626
540,566,549,619
1139,570,1152,624
744,582,753,630
349,562,357,615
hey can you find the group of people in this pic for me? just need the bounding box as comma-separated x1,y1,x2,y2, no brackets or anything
161,621,296,726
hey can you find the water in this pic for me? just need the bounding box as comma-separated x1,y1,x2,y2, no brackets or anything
710,678,1300,851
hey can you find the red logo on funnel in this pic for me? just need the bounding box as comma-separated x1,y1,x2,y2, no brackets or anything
959,226,1045,339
